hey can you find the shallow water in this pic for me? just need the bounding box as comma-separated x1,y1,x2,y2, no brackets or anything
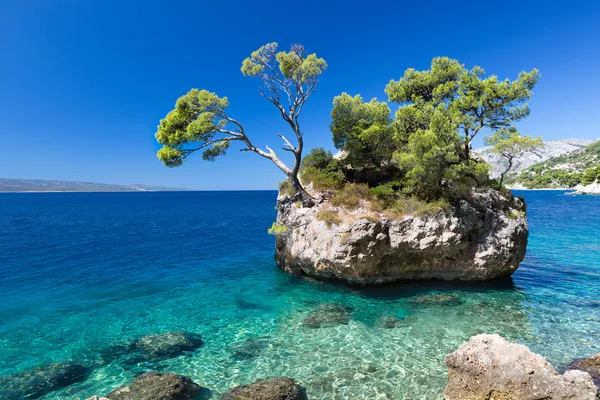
0,190,599,399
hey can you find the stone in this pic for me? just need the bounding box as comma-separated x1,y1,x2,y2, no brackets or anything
301,303,352,328
375,314,403,328
0,361,91,400
275,188,528,284
131,331,204,362
444,334,598,400
105,371,202,400
229,336,270,360
221,377,307,400
407,293,464,307
569,352,600,387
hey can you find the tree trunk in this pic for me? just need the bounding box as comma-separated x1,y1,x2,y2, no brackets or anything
289,174,314,207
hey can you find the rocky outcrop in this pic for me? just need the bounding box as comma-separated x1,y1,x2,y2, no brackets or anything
444,334,598,400
222,377,307,400
104,372,202,400
275,188,528,284
0,361,91,400
572,181,600,195
569,352,600,388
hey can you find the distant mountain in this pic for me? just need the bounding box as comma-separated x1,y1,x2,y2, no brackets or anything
504,140,600,189
476,138,594,178
0,178,191,192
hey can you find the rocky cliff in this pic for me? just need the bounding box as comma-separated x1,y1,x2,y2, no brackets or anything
274,189,528,284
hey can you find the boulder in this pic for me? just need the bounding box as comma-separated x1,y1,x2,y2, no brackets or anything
229,336,271,360
130,331,204,362
569,352,600,387
275,188,528,283
407,293,463,307
0,361,91,400
222,377,307,400
444,334,598,400
375,314,403,328
301,303,352,328
105,372,202,400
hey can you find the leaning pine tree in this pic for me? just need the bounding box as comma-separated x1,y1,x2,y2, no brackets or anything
154,43,327,207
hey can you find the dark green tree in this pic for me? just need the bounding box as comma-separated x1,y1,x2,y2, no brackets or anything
154,43,327,206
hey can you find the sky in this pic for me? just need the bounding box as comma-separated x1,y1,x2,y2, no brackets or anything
1,0,600,190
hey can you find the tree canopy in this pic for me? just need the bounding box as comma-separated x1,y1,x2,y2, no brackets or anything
155,42,326,206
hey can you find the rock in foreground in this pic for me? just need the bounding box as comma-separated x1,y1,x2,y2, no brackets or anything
0,361,90,400
275,189,528,284
444,334,598,400
222,377,307,400
569,352,600,387
105,372,202,400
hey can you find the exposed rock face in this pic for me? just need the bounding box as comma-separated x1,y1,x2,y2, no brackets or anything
444,334,598,400
572,181,600,195
0,361,91,400
105,372,202,400
301,303,352,328
569,352,600,388
275,189,528,283
222,377,307,400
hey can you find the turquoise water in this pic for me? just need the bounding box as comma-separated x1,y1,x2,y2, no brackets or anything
0,190,599,399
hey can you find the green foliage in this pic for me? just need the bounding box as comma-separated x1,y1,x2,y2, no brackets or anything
300,148,345,190
389,196,449,217
582,166,600,185
330,93,396,172
509,210,525,220
316,209,342,228
267,222,288,235
484,128,543,185
278,180,296,197
330,183,372,209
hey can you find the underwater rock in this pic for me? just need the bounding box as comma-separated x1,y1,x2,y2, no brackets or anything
568,352,600,387
104,371,202,400
301,303,352,328
407,293,464,307
444,334,598,400
375,314,404,328
275,188,528,283
221,377,307,400
229,336,270,360
0,361,91,400
130,331,204,363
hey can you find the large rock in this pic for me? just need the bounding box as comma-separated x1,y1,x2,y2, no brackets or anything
569,352,600,387
444,334,598,400
275,188,528,283
130,331,204,363
105,372,202,400
0,361,91,400
221,377,307,400
301,303,352,328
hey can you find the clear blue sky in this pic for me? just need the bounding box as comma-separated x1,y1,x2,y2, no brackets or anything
1,0,599,189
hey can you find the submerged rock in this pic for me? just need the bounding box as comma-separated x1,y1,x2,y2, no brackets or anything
375,314,404,328
222,377,307,400
444,334,598,400
130,331,204,363
569,352,600,387
105,371,202,400
301,303,352,328
407,293,464,307
0,361,91,400
229,336,271,360
275,188,528,283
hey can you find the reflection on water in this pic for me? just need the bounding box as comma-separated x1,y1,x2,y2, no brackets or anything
0,190,598,399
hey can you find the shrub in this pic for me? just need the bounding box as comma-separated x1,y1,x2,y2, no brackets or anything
302,148,334,170
267,222,288,235
300,166,344,191
331,183,372,209
390,196,449,217
316,209,342,228
509,210,525,220
278,180,296,197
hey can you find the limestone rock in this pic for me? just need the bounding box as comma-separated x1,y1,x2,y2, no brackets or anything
0,361,90,400
275,188,528,284
221,377,307,400
130,331,204,362
569,352,600,388
444,334,598,400
301,303,352,328
105,372,202,400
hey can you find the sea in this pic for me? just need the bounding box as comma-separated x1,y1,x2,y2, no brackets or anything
0,190,599,399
